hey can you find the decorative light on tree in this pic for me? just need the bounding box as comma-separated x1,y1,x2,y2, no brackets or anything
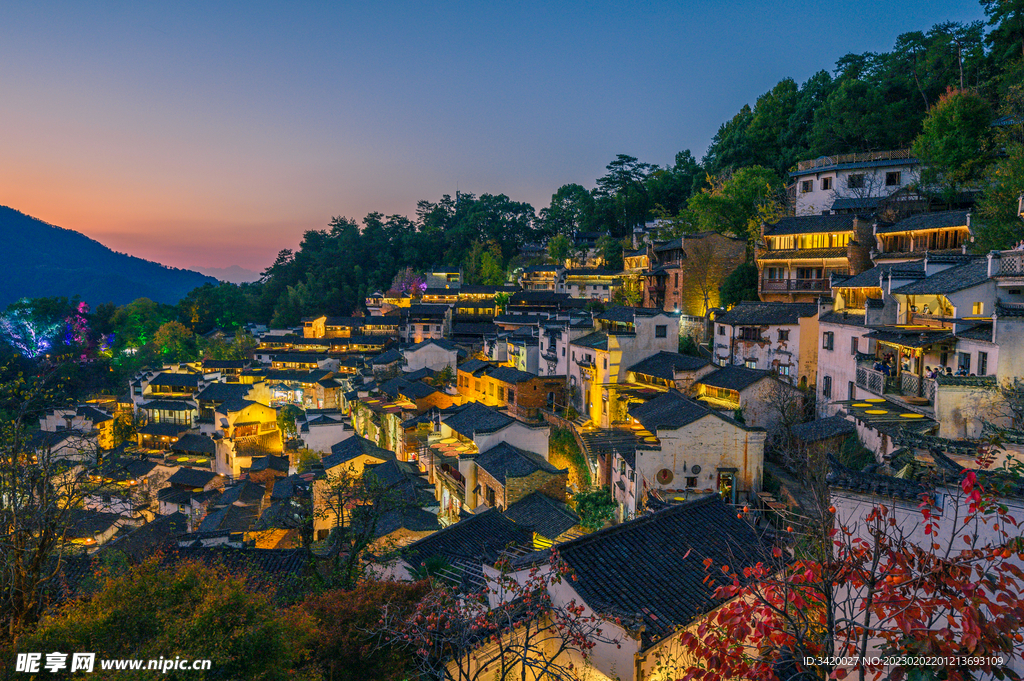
0,301,63,358
63,301,90,347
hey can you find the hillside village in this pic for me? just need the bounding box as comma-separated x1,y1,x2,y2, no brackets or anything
20,144,1024,677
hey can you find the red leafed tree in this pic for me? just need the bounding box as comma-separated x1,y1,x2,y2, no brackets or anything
377,550,622,681
675,453,1024,681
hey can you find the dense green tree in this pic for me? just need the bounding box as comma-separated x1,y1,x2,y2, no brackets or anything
913,88,994,197
687,166,785,249
539,183,597,237
18,558,317,680
975,86,1024,251
720,263,761,308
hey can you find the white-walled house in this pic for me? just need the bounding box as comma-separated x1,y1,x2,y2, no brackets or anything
611,391,765,520
713,301,819,388
403,338,464,373
790,149,920,216
568,307,680,426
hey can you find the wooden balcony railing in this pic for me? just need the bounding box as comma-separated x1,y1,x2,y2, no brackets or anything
994,250,1024,277
797,149,911,171
760,278,828,292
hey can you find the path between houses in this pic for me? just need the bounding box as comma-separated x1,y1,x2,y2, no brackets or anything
764,460,818,514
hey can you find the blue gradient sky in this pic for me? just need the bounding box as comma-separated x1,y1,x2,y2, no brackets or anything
0,1,986,271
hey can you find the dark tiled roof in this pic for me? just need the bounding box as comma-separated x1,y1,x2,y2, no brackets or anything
249,454,290,473
195,382,251,403
379,377,438,400
833,262,925,289
715,301,818,326
557,495,775,647
442,402,515,437
790,416,856,443
76,405,113,424
322,436,395,470
863,327,955,348
696,365,772,392
486,366,537,384
138,423,190,437
66,509,123,539
572,331,608,350
148,372,200,388
141,399,196,412
595,306,666,323
764,214,858,236
102,512,188,560
370,348,403,365
818,310,867,327
407,338,461,353
202,359,248,369
402,508,532,566
628,351,709,380
171,433,216,455
757,247,849,260
475,443,565,485
458,358,493,375
954,323,993,343
891,258,989,296
830,196,883,211
93,457,158,481
629,391,715,432
826,454,929,501
168,467,219,489
564,268,618,277
875,210,970,234
503,492,579,539
371,506,442,537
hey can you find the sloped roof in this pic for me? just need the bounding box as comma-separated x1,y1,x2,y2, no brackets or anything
557,495,775,647
891,258,990,296
503,492,579,539
818,310,867,327
595,306,666,323
695,365,772,392
833,261,925,289
141,399,196,412
875,210,969,234
475,443,565,486
147,372,200,388
457,358,493,375
756,247,849,260
167,467,220,489
171,433,216,455
572,331,608,350
196,382,251,403
764,214,858,236
628,351,709,380
790,415,856,443
370,348,403,365
486,366,537,384
407,338,462,353
714,301,818,326
402,508,532,566
249,454,290,473
322,436,395,471
628,391,716,432
442,402,515,437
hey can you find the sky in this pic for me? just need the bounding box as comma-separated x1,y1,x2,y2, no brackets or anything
0,1,987,273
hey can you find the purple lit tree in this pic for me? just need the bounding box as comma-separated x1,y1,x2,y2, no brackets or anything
0,300,63,358
389,267,427,297
63,301,90,348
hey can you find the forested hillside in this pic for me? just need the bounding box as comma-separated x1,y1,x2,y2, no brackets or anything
0,206,216,307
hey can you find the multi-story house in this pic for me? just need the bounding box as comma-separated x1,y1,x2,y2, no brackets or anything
712,301,819,387
395,304,453,343
789,149,920,216
871,210,973,264
756,214,874,303
641,232,746,316
567,307,680,427
519,265,563,292
456,359,565,420
538,317,592,377
610,391,765,519
557,268,619,301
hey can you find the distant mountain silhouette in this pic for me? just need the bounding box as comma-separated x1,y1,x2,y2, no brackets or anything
0,205,217,307
194,265,262,284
